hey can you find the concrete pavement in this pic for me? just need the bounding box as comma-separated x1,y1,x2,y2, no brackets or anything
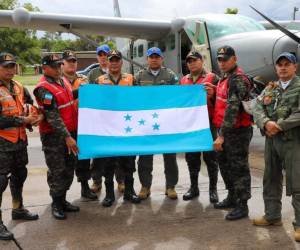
0,129,299,250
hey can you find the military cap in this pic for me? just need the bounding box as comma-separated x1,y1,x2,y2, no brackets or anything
275,52,297,64
217,46,236,60
108,50,123,60
42,54,63,66
62,50,77,61
186,51,202,61
0,53,16,66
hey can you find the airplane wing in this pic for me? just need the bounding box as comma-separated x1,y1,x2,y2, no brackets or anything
0,8,182,40
260,20,300,30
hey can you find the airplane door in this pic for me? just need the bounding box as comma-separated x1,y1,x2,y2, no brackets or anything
192,21,213,72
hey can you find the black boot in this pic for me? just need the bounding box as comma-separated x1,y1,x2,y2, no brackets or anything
0,222,13,240
123,178,141,204
81,181,98,200
52,196,66,220
12,208,39,220
208,173,219,203
209,189,219,203
225,200,249,220
214,190,236,209
183,173,199,201
102,181,115,207
62,193,80,212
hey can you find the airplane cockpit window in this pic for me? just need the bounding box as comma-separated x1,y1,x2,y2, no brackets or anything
138,44,144,57
184,15,265,44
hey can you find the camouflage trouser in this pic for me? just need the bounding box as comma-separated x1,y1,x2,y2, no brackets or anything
93,156,135,184
263,134,300,229
75,159,91,182
91,160,125,184
217,127,253,202
185,125,219,188
138,153,178,189
41,133,77,198
0,148,28,211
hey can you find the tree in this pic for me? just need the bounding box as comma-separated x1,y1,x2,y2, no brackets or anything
225,8,239,14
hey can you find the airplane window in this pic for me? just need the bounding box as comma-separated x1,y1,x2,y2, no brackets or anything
158,41,166,52
148,42,155,49
168,34,176,50
138,44,144,57
133,47,137,58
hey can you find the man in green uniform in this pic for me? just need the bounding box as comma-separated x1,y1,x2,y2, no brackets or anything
252,52,300,242
135,47,179,200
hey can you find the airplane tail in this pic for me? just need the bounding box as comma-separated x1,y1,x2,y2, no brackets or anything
113,0,122,17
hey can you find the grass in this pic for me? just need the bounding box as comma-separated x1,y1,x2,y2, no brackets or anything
14,74,41,86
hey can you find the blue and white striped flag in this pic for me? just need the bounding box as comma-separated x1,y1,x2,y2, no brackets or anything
78,84,213,159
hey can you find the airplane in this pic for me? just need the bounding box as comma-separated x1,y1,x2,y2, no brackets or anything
0,0,299,82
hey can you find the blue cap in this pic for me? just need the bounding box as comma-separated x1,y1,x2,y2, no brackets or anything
276,52,297,64
96,44,110,55
147,47,162,57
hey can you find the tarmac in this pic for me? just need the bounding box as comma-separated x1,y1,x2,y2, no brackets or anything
0,129,299,250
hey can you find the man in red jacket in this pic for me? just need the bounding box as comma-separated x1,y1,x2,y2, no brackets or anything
180,51,219,203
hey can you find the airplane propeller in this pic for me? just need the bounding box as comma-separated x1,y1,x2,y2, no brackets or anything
250,5,300,44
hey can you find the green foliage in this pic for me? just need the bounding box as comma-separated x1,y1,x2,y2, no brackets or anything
225,8,239,14
0,0,17,10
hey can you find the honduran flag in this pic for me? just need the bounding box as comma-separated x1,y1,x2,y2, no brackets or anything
78,84,213,160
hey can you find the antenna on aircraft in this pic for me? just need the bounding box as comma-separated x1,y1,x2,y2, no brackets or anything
250,5,300,44
113,0,122,17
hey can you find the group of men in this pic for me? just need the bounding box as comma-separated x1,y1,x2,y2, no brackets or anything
0,42,299,242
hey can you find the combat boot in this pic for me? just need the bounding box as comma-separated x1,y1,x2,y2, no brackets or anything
62,193,80,212
90,180,102,193
12,208,39,220
138,186,151,200
81,181,98,200
0,222,13,240
102,181,115,207
51,196,66,220
123,178,141,204
183,173,199,201
295,228,300,242
214,190,236,209
225,200,249,220
165,188,178,200
252,216,282,226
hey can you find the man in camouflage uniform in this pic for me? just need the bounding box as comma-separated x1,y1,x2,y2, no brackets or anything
135,47,179,200
94,50,140,207
213,46,253,220
62,50,97,200
252,52,300,242
34,54,80,220
87,44,125,193
0,53,39,240
180,51,219,203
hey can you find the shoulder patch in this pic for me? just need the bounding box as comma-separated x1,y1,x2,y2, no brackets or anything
43,93,53,105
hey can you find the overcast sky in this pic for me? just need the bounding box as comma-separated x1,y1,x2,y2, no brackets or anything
18,0,299,21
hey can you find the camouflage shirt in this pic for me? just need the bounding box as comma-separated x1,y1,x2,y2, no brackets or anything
34,76,71,139
87,67,107,84
219,66,250,136
253,76,300,132
0,80,33,151
134,67,179,86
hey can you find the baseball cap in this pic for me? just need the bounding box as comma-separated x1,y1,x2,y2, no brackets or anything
217,46,236,60
0,53,16,66
96,44,110,55
108,50,122,60
42,54,63,66
62,50,77,61
275,52,297,64
186,51,202,61
147,47,162,57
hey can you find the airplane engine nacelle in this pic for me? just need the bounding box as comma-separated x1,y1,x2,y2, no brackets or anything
12,7,31,26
